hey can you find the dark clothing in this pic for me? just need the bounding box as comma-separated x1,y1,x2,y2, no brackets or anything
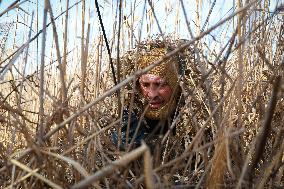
112,109,170,150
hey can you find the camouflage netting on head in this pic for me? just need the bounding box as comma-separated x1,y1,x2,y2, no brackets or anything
119,35,211,142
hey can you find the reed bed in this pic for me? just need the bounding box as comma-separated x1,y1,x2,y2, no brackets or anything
0,0,284,188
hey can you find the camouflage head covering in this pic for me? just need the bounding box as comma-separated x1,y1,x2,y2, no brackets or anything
119,36,192,120
135,42,181,120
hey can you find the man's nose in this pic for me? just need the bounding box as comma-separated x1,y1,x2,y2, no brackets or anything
147,86,159,100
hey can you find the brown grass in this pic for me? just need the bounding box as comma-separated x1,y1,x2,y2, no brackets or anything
0,0,284,188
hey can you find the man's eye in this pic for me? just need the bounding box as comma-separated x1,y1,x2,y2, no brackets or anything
159,82,167,87
142,83,150,88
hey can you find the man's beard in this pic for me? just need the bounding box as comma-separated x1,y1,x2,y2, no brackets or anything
144,97,177,120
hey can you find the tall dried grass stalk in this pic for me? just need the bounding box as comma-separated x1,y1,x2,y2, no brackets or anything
38,0,48,142
80,0,86,100
47,0,67,103
205,133,227,189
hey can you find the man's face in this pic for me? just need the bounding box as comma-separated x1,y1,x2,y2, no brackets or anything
139,74,173,109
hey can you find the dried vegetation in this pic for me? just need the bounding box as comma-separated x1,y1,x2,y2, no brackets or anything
0,0,284,188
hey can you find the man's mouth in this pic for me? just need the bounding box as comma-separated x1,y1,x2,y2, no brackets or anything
149,101,164,109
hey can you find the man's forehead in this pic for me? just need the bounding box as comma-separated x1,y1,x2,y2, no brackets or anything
139,74,166,82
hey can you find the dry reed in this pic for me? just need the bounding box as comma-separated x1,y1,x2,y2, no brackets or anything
0,0,284,188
